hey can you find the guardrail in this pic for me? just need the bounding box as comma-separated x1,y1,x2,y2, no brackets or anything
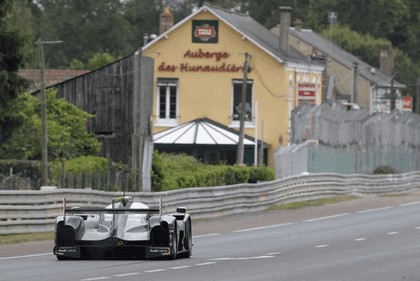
1,172,420,235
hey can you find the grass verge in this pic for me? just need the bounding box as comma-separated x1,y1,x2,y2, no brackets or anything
268,195,360,211
0,232,54,245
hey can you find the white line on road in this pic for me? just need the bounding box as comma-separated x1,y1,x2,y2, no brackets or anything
113,273,140,277
169,266,191,270
354,238,367,241
209,256,275,261
195,262,217,266
400,201,420,207
194,233,220,238
233,223,294,233
304,213,349,222
144,269,167,273
416,227,420,230
315,244,330,248
388,232,398,235
357,206,393,214
0,253,51,260
81,277,111,281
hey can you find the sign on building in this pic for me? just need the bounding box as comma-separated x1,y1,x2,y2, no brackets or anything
298,83,316,105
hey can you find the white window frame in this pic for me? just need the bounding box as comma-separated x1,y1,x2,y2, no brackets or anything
156,79,179,126
230,79,254,128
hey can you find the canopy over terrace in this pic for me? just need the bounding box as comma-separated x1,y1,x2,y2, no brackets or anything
153,118,266,165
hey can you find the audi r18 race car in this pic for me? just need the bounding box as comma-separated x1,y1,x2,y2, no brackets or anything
53,196,192,260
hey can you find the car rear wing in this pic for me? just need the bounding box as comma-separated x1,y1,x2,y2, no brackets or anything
62,196,161,216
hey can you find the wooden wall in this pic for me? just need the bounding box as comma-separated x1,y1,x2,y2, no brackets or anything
52,53,154,166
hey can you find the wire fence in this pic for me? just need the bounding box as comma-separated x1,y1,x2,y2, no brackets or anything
275,104,420,179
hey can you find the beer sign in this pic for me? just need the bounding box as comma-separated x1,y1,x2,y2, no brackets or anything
192,20,218,44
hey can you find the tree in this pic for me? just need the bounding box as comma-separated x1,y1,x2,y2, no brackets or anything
0,0,33,145
0,89,101,160
29,0,132,68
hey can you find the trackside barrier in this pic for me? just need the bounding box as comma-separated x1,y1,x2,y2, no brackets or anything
1,172,420,235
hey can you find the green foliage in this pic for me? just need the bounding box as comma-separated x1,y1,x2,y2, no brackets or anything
86,52,118,70
0,89,101,160
320,24,390,67
69,59,85,70
151,151,275,191
0,0,33,144
49,156,112,189
373,165,399,174
0,159,42,188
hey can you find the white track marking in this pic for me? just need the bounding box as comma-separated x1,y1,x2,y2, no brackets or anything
194,233,220,238
354,238,367,241
144,269,167,273
304,213,349,222
388,232,398,235
169,266,191,270
113,273,140,277
357,206,393,214
0,253,51,260
81,277,111,281
209,255,275,261
315,244,329,248
233,223,294,233
195,262,217,266
400,201,420,207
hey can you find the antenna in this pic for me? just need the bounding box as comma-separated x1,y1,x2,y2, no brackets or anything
328,12,337,49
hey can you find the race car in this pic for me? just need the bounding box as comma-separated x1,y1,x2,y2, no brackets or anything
53,196,192,260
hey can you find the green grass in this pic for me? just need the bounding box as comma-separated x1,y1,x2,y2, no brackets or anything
0,232,54,245
268,195,360,211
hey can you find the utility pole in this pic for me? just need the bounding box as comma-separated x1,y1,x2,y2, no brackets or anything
416,77,420,114
236,52,250,165
351,62,358,105
36,39,62,186
390,69,396,112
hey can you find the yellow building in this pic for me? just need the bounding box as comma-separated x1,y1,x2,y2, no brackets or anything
143,5,324,166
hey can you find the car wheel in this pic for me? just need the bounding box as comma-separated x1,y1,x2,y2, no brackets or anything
180,219,192,258
171,224,177,260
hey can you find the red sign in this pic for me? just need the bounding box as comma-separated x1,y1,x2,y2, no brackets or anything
298,83,316,97
194,25,216,40
403,96,413,111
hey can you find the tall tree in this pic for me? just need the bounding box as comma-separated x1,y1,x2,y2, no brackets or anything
0,0,33,147
30,0,133,68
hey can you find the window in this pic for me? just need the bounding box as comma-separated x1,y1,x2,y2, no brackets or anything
232,79,253,124
157,79,178,126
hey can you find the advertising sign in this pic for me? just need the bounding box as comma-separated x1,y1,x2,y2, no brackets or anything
298,83,316,104
402,96,413,111
192,20,218,44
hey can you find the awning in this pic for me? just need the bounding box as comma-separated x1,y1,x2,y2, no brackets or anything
153,118,256,145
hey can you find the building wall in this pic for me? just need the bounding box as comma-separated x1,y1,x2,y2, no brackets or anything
144,11,322,165
52,54,154,165
289,33,371,109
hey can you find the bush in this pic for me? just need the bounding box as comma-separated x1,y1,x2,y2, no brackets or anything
373,165,399,174
151,151,275,191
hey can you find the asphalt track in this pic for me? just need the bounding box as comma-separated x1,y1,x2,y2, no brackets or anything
2,191,420,281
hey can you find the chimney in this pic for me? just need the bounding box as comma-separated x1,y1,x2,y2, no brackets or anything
379,45,394,76
279,6,292,54
159,5,174,35
294,18,303,32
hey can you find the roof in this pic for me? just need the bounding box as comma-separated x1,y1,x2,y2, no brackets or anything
286,27,405,89
143,4,324,72
19,69,88,92
153,118,258,146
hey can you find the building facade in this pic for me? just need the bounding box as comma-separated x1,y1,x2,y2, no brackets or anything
272,22,407,113
143,5,324,165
